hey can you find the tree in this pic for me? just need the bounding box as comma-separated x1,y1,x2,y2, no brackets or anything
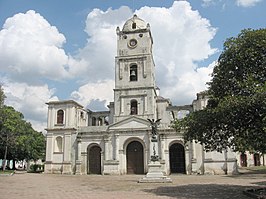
0,106,23,170
0,105,45,170
174,29,266,153
14,122,45,162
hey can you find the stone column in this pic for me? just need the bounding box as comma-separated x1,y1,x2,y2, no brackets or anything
63,132,71,162
62,132,72,174
44,133,53,173
114,134,119,161
75,138,82,175
81,152,87,174
104,136,110,161
119,149,124,174
185,142,192,175
47,106,53,128
160,134,165,161
165,149,170,174
101,151,104,174
121,98,124,114
144,95,147,112
45,133,53,162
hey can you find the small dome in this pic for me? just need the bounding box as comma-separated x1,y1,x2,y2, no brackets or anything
122,14,147,32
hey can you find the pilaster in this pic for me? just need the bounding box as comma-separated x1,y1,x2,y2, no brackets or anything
75,138,82,175
114,134,119,161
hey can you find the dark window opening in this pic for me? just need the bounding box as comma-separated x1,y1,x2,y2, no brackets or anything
240,153,247,167
132,22,136,29
98,117,103,126
130,100,138,115
254,153,261,166
57,110,64,124
92,117,96,126
130,65,138,81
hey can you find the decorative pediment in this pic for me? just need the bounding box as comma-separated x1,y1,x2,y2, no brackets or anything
108,116,150,131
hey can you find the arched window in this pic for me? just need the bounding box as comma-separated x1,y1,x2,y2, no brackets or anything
92,117,96,126
80,111,84,119
57,110,64,124
130,65,138,81
130,100,138,115
98,117,103,126
55,136,63,153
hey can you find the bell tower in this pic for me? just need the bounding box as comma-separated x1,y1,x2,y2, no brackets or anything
114,15,157,122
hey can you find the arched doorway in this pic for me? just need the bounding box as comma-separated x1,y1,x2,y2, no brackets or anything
254,153,261,166
126,141,144,174
88,145,101,174
240,153,247,167
169,143,186,174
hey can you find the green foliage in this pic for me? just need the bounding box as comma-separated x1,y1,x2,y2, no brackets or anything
0,105,45,162
0,170,14,174
29,164,44,173
174,29,266,153
209,29,266,98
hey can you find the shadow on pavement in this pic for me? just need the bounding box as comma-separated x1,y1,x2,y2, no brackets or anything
238,167,266,175
251,181,266,186
143,184,252,199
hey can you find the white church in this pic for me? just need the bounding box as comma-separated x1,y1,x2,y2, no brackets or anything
45,15,245,175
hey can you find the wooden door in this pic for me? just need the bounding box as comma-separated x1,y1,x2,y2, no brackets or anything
169,143,186,174
88,145,101,174
126,141,144,174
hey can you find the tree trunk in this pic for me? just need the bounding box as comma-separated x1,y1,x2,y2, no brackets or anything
2,144,8,171
12,159,16,170
26,160,31,172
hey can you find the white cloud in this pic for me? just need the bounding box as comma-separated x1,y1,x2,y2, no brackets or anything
2,78,58,132
202,0,262,8
162,63,215,104
0,1,218,130
236,0,262,7
70,79,114,110
136,1,217,104
0,10,70,83
72,1,217,106
73,6,132,82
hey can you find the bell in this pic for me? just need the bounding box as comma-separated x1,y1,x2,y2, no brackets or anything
130,70,136,76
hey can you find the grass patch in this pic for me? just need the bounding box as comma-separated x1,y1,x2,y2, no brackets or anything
0,170,14,175
245,166,266,173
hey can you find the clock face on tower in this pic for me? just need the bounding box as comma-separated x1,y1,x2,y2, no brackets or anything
128,39,137,48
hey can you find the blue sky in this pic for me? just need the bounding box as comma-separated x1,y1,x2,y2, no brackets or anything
0,0,265,132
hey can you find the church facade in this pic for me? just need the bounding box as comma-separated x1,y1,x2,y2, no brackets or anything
44,15,239,175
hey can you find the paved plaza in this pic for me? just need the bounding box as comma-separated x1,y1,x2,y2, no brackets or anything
0,169,265,199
